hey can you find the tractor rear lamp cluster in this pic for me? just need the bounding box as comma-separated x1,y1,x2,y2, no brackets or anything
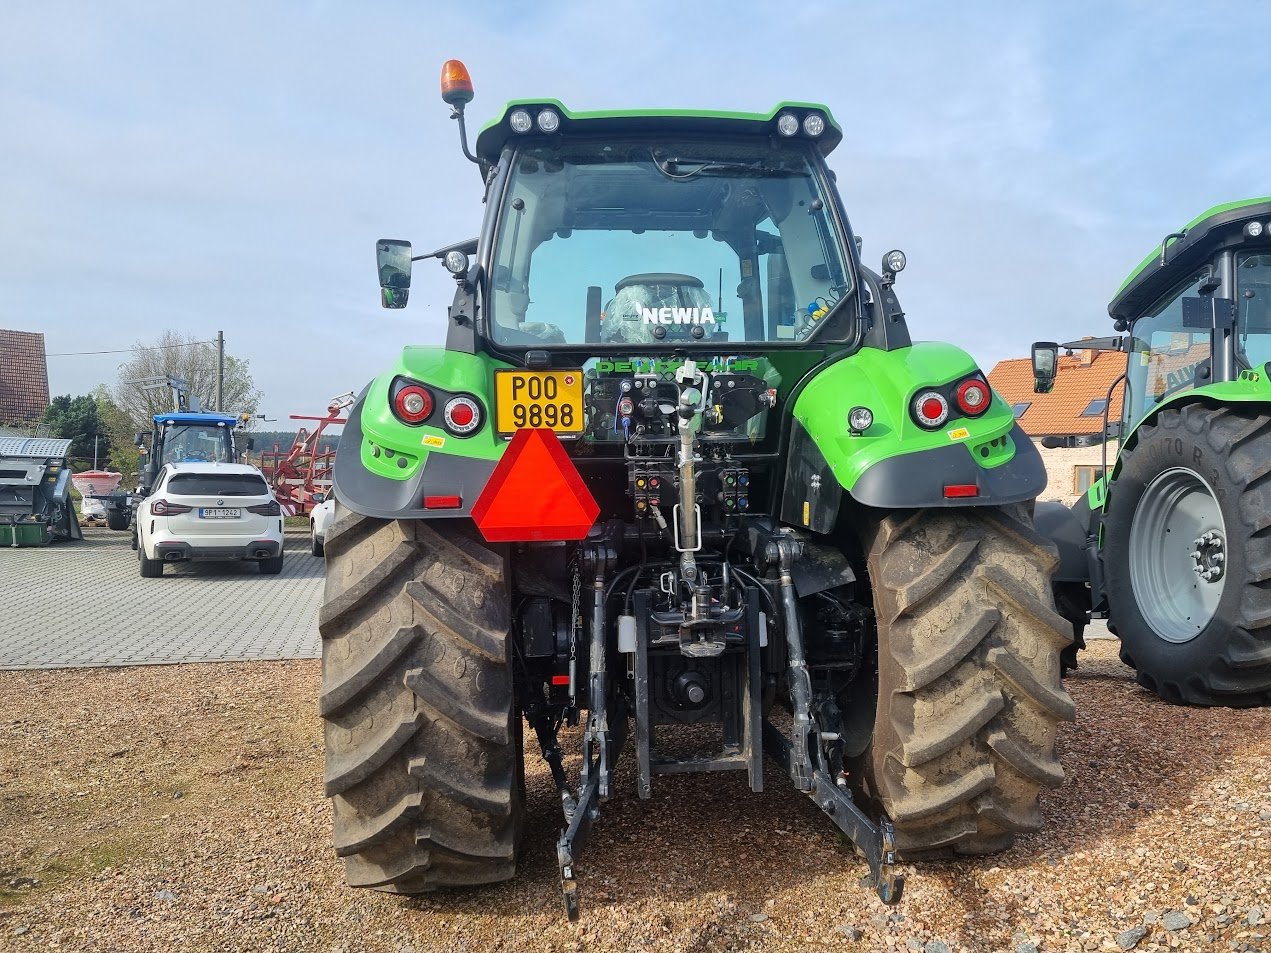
509,107,562,135
911,391,950,429
955,377,991,417
151,499,192,516
443,396,483,436
910,374,993,430
775,110,827,138
393,385,434,424
246,500,281,516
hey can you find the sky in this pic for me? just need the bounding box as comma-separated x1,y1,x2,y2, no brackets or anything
3,1,1269,424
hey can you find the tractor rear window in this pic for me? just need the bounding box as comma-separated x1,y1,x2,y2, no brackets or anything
487,137,855,347
167,474,269,497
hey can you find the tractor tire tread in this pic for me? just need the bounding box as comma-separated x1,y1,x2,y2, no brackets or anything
863,504,1072,857
321,505,521,893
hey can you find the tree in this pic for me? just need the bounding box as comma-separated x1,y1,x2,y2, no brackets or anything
92,385,143,479
40,394,110,462
111,330,261,432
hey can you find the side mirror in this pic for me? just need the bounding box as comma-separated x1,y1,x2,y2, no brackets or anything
377,239,413,309
134,431,151,448
1031,341,1059,394
311,492,326,504
246,438,255,451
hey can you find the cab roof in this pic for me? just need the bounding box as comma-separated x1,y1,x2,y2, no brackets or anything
1110,197,1271,322
474,101,843,167
154,412,239,426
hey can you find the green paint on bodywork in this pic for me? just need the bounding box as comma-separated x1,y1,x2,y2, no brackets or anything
792,344,1015,492
1085,476,1107,511
475,100,843,164
1115,196,1271,298
358,347,511,481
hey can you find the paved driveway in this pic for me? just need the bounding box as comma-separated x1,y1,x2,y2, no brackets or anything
0,527,323,669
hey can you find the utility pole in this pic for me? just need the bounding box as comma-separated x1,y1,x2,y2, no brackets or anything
216,330,224,411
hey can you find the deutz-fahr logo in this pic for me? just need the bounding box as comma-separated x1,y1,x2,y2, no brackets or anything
595,357,760,374
640,306,717,326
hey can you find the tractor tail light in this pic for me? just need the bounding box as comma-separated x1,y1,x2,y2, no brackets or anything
911,391,950,429
944,484,980,499
955,377,991,417
393,385,434,425
151,499,192,516
443,396,483,436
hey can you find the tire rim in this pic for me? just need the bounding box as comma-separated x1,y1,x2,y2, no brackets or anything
1129,467,1227,643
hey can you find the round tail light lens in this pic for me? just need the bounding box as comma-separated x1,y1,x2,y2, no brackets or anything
912,391,950,429
956,378,991,417
393,385,433,424
443,396,482,435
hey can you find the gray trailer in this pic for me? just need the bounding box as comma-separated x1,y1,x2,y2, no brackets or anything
0,437,84,546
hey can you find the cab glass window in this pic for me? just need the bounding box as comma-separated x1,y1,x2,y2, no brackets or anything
1123,271,1209,427
1236,252,1271,369
487,138,854,346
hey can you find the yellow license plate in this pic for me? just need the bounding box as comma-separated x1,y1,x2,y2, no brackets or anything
494,369,584,436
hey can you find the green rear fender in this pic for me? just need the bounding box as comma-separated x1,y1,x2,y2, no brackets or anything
332,347,510,520
783,344,1046,531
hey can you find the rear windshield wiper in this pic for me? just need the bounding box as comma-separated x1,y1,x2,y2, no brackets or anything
653,154,804,179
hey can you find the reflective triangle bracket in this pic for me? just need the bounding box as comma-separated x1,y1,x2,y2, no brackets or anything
471,428,600,543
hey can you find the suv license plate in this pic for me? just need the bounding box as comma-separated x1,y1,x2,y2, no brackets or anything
199,507,240,519
494,370,584,436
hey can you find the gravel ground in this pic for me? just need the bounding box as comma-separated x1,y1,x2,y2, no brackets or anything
0,640,1268,953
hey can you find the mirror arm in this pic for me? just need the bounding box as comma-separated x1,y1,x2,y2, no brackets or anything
451,103,481,166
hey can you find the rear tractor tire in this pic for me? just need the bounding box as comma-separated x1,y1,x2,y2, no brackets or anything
319,503,523,892
861,505,1074,857
1104,404,1271,706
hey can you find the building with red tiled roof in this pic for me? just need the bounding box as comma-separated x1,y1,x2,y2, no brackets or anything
0,329,50,426
988,345,1124,505
988,348,1125,438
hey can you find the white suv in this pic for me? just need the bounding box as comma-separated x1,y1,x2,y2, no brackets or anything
136,463,285,577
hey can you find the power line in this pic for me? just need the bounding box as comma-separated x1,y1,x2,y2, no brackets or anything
46,340,217,357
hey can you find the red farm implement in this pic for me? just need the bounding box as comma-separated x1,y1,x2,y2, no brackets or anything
259,393,353,516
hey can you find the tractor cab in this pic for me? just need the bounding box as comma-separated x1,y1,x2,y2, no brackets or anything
1033,197,1271,437
143,413,239,492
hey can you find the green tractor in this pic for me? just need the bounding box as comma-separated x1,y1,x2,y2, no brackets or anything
1033,198,1271,708
321,60,1073,917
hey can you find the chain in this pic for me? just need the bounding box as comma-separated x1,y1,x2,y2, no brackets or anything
568,566,581,707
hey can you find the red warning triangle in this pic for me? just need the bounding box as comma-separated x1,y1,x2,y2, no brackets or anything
471,428,599,543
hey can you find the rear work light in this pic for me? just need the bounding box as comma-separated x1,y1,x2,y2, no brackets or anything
911,391,950,429
151,499,192,516
955,377,991,417
443,395,483,436
247,501,281,516
393,384,434,425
